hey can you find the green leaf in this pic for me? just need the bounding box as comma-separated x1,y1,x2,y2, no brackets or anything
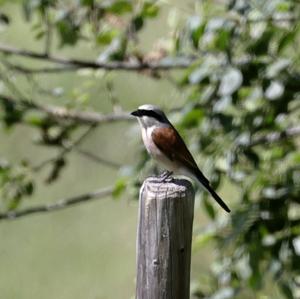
34,29,45,40
248,29,273,55
105,1,132,14
0,100,24,127
278,25,300,53
132,15,144,31
191,25,205,49
266,59,290,78
248,246,263,289
218,67,243,96
0,12,9,25
24,181,34,196
203,196,216,219
292,153,300,164
80,0,94,6
280,281,294,299
56,18,79,46
24,113,49,127
112,179,126,199
188,16,205,49
193,231,215,251
265,80,284,100
188,64,211,84
215,29,231,51
23,0,33,21
8,197,22,211
276,2,291,12
141,2,159,18
97,36,127,62
180,109,204,128
96,29,119,45
243,149,260,167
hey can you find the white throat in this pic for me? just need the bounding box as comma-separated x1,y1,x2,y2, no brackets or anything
139,124,178,172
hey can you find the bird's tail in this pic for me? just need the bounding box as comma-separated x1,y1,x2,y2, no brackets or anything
194,171,231,213
203,182,231,213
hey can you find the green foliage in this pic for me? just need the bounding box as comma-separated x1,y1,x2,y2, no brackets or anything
0,160,34,211
112,178,127,199
173,1,299,297
0,0,299,298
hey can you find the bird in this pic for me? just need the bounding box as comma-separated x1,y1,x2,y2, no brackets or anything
131,104,230,213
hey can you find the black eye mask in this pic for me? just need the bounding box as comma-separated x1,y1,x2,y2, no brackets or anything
132,109,166,123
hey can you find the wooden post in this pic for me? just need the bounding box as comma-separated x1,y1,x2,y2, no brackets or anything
136,177,195,299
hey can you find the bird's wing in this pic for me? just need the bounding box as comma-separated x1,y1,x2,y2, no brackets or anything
152,126,231,213
151,126,209,185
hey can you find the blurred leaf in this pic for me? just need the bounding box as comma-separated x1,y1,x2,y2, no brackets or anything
278,24,300,53
46,158,66,184
243,149,260,167
266,59,290,78
132,15,144,31
0,100,24,127
141,2,159,18
23,0,34,20
215,28,231,51
35,29,45,40
218,67,243,96
188,16,205,49
23,0,54,20
265,81,284,100
180,108,204,128
24,112,50,127
209,287,235,299
105,0,132,14
112,178,126,199
56,18,80,46
189,65,210,84
276,2,292,12
203,196,216,219
0,12,9,24
24,181,34,196
213,96,231,113
280,281,294,299
96,29,119,45
80,0,94,6
97,36,127,61
193,231,215,251
248,28,273,55
8,197,22,210
249,244,263,289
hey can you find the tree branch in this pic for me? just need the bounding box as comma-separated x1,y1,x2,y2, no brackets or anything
250,126,300,147
0,93,133,125
33,124,97,172
74,147,122,169
247,16,297,23
3,62,78,74
0,43,195,71
0,186,114,221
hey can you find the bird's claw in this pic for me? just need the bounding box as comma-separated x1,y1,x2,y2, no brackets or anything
157,170,173,182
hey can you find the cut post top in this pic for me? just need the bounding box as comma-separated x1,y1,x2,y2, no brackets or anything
140,176,194,201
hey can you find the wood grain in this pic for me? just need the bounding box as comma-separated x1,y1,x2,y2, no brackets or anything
136,177,195,299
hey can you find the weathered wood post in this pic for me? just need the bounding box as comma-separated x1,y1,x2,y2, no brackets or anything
136,177,195,299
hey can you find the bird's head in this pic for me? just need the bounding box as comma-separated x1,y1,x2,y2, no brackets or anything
131,104,169,128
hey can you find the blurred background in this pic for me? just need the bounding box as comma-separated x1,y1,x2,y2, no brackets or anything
0,0,299,298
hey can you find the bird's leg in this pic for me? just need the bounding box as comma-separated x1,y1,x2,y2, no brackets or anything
158,170,173,182
158,170,169,177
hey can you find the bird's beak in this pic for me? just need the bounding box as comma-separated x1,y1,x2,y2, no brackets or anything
131,110,140,117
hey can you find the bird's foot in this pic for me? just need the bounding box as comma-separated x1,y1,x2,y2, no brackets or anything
157,170,173,182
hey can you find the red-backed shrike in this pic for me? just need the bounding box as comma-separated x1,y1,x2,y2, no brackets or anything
131,104,230,213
